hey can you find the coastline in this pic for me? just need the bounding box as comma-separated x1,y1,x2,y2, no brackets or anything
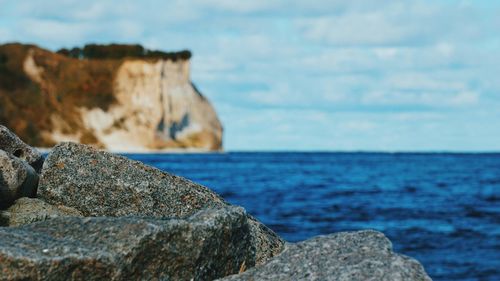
36,147,225,154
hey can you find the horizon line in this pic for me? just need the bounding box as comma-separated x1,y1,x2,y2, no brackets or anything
122,149,500,154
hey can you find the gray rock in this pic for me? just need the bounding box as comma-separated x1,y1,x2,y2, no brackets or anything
0,206,255,281
218,230,432,281
38,142,284,265
0,197,83,226
0,125,44,173
0,150,38,209
39,142,227,218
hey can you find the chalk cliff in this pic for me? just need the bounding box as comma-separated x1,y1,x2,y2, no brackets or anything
0,43,222,151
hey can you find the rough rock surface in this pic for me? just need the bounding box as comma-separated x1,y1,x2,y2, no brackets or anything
219,230,432,281
0,197,82,226
0,125,44,172
39,142,227,217
39,142,285,265
0,207,254,281
0,150,38,209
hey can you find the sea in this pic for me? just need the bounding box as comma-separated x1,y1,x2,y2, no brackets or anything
125,152,500,281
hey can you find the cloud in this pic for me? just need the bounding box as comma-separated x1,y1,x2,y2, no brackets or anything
0,0,499,150
339,120,377,132
196,0,280,14
449,91,479,106
294,1,493,47
360,90,480,108
294,2,432,46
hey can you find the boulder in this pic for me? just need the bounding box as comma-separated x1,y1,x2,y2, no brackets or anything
0,207,255,281
38,142,284,265
0,150,38,209
0,197,82,226
39,142,226,218
0,125,44,173
218,230,432,281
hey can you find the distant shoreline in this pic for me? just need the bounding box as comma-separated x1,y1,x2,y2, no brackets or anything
36,147,500,155
36,147,223,154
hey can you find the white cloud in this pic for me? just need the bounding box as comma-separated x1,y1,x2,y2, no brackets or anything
0,0,498,150
435,42,454,57
449,91,479,106
393,112,443,122
197,0,279,13
374,47,399,59
339,121,377,132
383,72,466,91
322,91,349,103
360,88,480,108
296,14,417,46
294,1,440,47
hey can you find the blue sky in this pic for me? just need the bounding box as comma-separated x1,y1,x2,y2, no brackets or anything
1,0,499,151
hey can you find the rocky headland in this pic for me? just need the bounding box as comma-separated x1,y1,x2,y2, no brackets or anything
0,125,432,280
0,43,222,152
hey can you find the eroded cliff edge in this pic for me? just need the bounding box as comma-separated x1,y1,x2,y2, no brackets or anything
0,43,223,151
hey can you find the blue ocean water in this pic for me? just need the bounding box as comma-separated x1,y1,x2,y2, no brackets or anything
126,152,500,281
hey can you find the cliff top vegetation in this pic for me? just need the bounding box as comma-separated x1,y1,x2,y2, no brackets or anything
56,44,191,61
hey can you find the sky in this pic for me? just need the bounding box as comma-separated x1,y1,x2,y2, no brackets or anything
1,0,499,151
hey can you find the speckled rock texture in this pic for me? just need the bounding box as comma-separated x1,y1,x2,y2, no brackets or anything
39,142,285,265
0,125,44,173
0,197,82,226
218,230,432,281
39,142,226,218
0,150,38,209
0,207,255,281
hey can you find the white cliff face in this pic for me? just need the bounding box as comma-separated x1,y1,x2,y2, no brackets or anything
23,50,44,84
80,59,222,151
